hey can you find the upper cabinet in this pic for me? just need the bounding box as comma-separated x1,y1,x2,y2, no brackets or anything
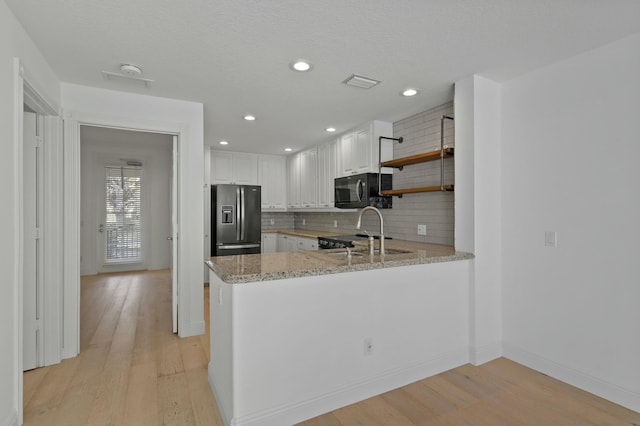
258,155,287,210
317,139,339,208
299,148,318,208
285,120,391,210
287,142,341,210
211,151,258,185
287,147,319,209
287,153,301,209
338,120,393,177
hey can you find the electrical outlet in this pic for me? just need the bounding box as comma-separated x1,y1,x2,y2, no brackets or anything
270,218,275,225
364,338,374,356
417,224,427,236
333,220,338,228
302,218,306,225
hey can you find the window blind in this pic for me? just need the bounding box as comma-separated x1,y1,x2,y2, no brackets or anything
104,165,142,263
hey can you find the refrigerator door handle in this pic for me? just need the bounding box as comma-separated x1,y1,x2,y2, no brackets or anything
240,186,246,241
217,243,260,250
236,187,242,241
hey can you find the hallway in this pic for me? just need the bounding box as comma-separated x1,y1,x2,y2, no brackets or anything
23,270,219,425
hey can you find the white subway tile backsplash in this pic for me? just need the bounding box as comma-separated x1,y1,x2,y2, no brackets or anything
386,101,455,245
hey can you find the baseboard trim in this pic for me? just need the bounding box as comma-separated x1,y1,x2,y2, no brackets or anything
1,409,18,426
180,320,206,338
469,340,502,366
230,346,469,426
503,342,640,413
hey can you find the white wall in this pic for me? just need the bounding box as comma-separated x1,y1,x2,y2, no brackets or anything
81,128,172,275
209,261,470,425
62,83,205,338
0,1,61,425
501,33,640,411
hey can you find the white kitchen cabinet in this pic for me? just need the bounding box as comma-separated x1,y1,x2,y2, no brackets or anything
297,236,318,251
211,150,258,185
299,148,318,208
338,120,394,177
277,234,298,252
287,154,301,209
317,139,338,208
287,147,323,210
258,155,287,210
261,233,278,253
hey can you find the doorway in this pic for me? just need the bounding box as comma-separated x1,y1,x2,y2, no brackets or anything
80,126,179,333
80,126,173,275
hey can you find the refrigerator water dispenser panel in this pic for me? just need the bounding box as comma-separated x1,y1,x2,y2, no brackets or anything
221,206,234,224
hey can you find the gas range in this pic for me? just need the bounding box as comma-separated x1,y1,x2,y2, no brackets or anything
317,234,390,249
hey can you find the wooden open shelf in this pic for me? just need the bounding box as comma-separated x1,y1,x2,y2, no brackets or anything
381,184,454,196
380,147,454,169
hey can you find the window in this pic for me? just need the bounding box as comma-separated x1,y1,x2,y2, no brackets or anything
104,165,142,263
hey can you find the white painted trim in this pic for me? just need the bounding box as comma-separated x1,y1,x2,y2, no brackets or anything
12,57,25,426
14,57,65,425
23,79,58,116
469,341,502,366
63,111,201,339
210,347,469,426
42,115,64,366
62,115,81,359
503,343,640,413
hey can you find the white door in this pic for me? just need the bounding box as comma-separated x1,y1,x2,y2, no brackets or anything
97,162,145,272
23,111,44,370
171,136,179,333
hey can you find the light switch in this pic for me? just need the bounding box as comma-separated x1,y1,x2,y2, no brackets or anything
545,231,557,247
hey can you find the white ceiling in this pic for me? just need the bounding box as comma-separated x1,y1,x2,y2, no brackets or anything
7,0,640,154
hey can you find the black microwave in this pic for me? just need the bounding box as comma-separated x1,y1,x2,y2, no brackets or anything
334,173,393,209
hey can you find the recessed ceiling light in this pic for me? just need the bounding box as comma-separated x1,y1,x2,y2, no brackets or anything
290,60,313,72
244,115,256,121
284,148,293,152
326,127,336,132
401,88,419,97
219,140,229,145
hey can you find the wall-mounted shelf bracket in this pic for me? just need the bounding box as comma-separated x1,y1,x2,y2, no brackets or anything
378,136,403,195
378,116,455,197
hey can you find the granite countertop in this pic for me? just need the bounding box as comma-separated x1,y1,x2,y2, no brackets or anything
262,228,342,238
207,230,474,284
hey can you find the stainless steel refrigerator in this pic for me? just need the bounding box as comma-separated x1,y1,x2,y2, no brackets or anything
211,184,261,256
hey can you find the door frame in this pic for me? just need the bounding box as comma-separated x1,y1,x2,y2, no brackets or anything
63,112,188,358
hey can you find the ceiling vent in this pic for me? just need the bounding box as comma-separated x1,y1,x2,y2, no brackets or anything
342,74,380,89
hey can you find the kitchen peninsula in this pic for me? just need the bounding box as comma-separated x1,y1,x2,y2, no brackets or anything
206,233,473,426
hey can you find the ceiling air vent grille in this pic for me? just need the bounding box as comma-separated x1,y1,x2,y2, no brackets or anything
342,74,380,89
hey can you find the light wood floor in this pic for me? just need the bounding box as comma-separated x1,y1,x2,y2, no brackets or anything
24,270,640,425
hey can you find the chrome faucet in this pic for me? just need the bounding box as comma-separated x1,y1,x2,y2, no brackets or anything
356,206,385,255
